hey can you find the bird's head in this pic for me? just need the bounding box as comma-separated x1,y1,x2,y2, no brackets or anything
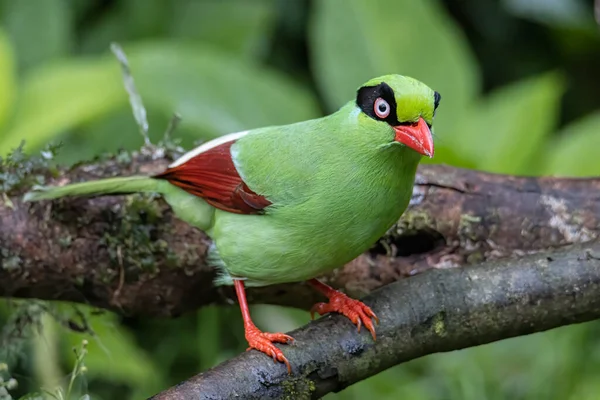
355,74,440,158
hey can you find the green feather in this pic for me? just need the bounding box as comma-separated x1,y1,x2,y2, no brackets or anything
23,176,161,201
24,176,215,231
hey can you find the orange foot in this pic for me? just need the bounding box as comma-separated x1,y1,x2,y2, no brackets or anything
308,279,379,340
245,324,294,373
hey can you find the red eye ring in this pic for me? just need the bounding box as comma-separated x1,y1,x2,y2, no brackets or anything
374,98,390,119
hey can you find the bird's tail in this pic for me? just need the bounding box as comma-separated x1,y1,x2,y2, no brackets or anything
23,176,166,202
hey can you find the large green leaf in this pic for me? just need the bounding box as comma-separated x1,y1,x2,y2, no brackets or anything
1,0,72,72
169,0,277,59
453,72,564,174
543,112,600,176
0,58,126,153
55,108,161,165
0,29,15,130
310,0,480,139
63,310,163,393
0,42,321,156
124,42,321,139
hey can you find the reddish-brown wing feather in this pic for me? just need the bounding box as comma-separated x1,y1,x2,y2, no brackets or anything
154,141,271,214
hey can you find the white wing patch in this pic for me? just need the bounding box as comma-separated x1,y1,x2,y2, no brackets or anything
169,130,250,168
349,106,361,121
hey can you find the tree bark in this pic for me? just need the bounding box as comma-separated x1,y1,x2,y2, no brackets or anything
0,152,599,316
149,241,600,399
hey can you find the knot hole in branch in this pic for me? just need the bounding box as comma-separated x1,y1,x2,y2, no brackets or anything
371,229,445,257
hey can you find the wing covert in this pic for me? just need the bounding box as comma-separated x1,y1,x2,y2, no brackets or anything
155,139,271,214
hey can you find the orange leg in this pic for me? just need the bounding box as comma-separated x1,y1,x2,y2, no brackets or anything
234,280,294,373
308,279,379,340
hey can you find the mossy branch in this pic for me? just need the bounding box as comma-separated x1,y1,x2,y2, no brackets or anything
150,241,600,399
0,149,599,317
2,149,600,398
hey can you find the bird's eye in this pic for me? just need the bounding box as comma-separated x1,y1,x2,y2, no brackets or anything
374,98,390,119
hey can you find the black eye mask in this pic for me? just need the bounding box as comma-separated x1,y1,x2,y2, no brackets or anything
356,82,400,126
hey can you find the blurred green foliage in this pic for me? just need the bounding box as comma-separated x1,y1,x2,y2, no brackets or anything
1,0,600,399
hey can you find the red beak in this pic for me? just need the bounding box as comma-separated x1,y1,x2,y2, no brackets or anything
393,117,434,158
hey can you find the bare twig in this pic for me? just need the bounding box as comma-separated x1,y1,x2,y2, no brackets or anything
163,113,182,142
110,42,151,147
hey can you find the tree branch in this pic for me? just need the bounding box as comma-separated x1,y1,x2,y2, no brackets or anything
1,151,599,316
149,241,600,399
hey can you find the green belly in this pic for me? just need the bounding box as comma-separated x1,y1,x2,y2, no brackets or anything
210,181,413,287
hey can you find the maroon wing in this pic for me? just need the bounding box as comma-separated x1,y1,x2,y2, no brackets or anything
154,140,271,214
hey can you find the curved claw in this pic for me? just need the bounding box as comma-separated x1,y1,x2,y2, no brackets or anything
245,326,293,374
264,332,294,344
310,302,327,320
310,291,379,341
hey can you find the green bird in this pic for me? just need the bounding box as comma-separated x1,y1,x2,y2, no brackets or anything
25,74,440,373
